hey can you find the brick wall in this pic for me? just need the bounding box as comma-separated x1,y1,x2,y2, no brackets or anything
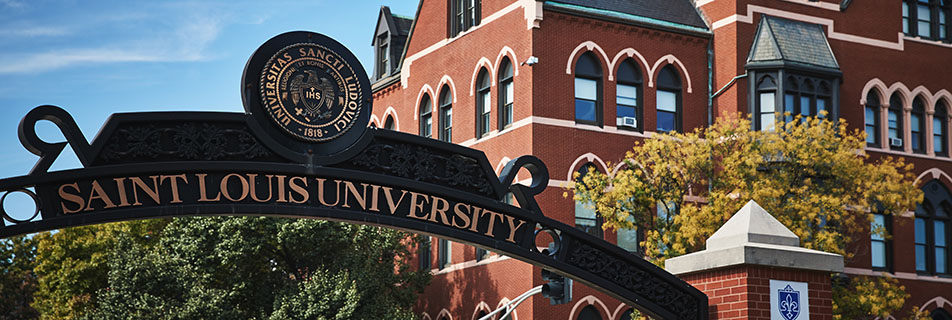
681,266,833,320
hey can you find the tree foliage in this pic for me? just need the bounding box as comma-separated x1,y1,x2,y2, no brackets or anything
29,217,429,319
571,114,922,318
0,235,39,319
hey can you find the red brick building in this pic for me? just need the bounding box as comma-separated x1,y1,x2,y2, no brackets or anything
368,0,952,319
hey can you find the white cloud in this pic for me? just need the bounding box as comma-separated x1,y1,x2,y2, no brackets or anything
0,12,225,74
0,26,69,38
0,0,25,9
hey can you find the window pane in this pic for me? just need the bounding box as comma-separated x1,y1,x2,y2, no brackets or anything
657,90,677,112
618,223,639,253
817,99,827,118
617,84,638,106
936,135,945,153
917,244,928,271
872,214,886,240
575,99,597,122
617,105,636,118
935,118,944,135
760,92,776,113
761,114,776,132
868,126,878,144
903,2,911,34
941,11,948,39
916,218,927,244
871,241,886,268
889,111,900,139
658,111,676,132
912,113,921,131
937,221,947,246
866,107,876,126
939,205,949,217
938,247,948,273
575,78,597,100
505,81,513,104
800,96,812,116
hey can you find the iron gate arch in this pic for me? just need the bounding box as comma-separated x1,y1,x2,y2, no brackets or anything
0,31,707,320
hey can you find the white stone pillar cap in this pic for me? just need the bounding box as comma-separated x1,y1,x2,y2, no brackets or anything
665,200,844,275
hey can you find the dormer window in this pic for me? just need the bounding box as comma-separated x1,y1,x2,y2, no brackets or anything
377,33,389,79
449,0,480,37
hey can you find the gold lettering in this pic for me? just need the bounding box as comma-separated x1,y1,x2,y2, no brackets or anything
368,184,381,212
468,207,484,232
407,192,429,220
483,210,506,237
504,216,527,243
220,173,249,202
288,176,308,204
160,174,188,204
85,180,116,211
248,174,274,203
196,173,220,202
273,175,287,203
382,186,408,215
112,178,131,207
428,196,451,225
130,176,161,205
315,178,341,206
452,203,472,229
341,181,369,209
58,183,85,213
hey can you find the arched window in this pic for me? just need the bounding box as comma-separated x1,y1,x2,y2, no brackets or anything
476,68,491,137
574,52,602,126
889,93,905,151
915,180,951,275
656,65,682,133
575,163,602,238
755,75,778,131
577,305,603,320
865,90,882,147
933,308,952,320
420,94,433,138
616,59,643,131
476,311,489,319
913,97,927,153
439,86,453,142
384,115,395,130
936,101,949,156
498,58,514,129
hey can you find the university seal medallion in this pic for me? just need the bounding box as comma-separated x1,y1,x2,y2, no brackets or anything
259,43,362,142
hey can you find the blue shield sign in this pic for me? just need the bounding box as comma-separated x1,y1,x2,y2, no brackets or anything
778,285,801,320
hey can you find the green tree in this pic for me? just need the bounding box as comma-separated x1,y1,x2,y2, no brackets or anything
42,217,429,319
0,235,39,319
571,114,922,319
32,219,168,319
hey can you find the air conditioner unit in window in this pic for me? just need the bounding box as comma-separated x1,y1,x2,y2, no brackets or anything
889,138,903,147
618,116,638,128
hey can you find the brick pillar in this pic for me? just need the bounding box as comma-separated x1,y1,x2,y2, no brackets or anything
666,201,842,320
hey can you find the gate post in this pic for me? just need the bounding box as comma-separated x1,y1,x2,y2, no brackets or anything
665,200,844,320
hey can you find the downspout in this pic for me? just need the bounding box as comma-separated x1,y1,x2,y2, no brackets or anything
711,74,748,99
707,42,713,126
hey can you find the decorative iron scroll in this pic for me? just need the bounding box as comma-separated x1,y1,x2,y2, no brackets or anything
99,122,275,164
347,138,495,197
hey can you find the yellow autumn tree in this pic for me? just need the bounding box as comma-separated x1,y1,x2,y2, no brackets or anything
571,113,923,319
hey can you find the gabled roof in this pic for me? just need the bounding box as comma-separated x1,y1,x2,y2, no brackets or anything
747,15,840,72
546,0,709,31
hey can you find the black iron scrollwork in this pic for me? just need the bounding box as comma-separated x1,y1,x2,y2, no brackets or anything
18,105,93,174
349,140,495,197
0,189,40,224
498,156,549,216
99,123,273,163
566,243,699,320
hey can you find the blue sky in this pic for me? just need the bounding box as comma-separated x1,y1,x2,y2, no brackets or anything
0,0,418,219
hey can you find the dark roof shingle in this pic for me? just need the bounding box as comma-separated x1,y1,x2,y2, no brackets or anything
747,16,839,70
547,0,708,30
